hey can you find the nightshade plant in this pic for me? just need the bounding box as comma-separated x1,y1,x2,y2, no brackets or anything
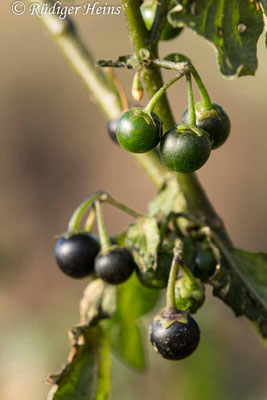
28,0,267,398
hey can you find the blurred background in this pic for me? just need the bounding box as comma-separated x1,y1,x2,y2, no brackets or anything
1,1,267,399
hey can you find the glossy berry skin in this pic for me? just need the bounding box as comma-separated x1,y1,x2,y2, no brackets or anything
150,308,200,360
116,108,162,153
107,120,118,144
55,234,100,278
182,102,231,149
160,126,211,173
136,253,172,289
95,247,136,284
141,4,183,41
193,248,217,281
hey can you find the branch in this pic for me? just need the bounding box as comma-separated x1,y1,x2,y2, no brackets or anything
29,0,169,189
150,0,170,45
122,0,231,244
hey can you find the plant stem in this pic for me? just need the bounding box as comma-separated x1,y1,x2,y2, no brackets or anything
189,64,213,110
166,249,182,309
84,208,96,232
105,194,143,218
68,192,105,233
180,262,196,286
95,200,111,253
186,72,196,126
150,0,170,45
35,0,232,245
68,191,142,234
152,59,212,110
145,67,187,114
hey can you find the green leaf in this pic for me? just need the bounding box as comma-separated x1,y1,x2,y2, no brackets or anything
169,0,265,77
126,216,161,272
47,325,110,400
211,248,267,337
48,281,115,400
105,274,159,370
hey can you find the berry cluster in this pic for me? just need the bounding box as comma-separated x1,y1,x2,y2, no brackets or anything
54,192,217,361
108,63,230,174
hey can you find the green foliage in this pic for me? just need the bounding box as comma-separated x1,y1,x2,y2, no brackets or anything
169,0,266,77
105,273,159,369
47,325,110,400
126,216,161,272
211,248,267,337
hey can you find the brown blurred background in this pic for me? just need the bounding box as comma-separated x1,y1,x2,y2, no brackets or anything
0,2,267,399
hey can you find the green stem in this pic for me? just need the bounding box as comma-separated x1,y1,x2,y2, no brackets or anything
68,192,105,233
68,192,142,234
105,194,143,218
150,0,170,45
84,208,96,232
145,67,188,114
180,262,196,286
95,200,111,253
188,64,213,110
186,72,196,126
166,249,181,310
152,59,212,110
35,0,232,252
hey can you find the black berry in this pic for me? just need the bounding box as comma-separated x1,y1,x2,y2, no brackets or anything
150,307,200,360
107,120,118,144
193,248,217,281
95,247,136,284
55,233,100,278
182,102,230,149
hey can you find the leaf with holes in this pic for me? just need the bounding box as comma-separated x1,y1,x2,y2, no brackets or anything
169,0,265,77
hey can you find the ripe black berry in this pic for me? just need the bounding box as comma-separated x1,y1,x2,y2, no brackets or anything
107,120,118,144
95,247,136,284
182,102,230,149
193,248,217,281
55,233,100,278
150,307,200,360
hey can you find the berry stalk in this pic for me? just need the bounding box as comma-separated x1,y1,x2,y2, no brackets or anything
94,200,111,253
186,72,196,126
145,65,188,114
166,248,182,310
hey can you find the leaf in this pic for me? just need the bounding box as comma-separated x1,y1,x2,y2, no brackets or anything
105,274,160,370
48,281,115,400
126,216,161,272
47,325,110,400
80,279,117,325
148,177,186,218
169,0,265,77
210,248,267,337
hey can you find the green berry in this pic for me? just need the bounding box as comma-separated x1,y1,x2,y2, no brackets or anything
116,108,162,153
160,126,211,173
